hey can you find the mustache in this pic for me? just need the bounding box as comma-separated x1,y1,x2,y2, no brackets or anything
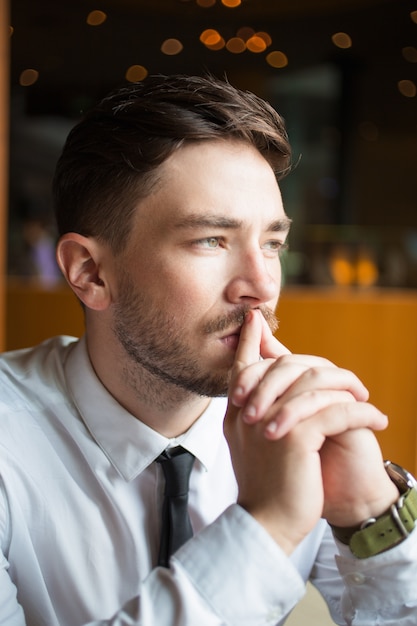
204,305,279,335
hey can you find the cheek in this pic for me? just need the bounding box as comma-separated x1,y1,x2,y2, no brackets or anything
128,248,224,313
148,269,215,319
161,257,220,298
169,279,215,314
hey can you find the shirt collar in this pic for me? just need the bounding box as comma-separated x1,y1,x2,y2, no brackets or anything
64,336,227,481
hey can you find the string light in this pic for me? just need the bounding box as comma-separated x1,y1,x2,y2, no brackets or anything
331,32,352,49
200,28,225,49
125,65,148,82
19,69,39,86
246,35,267,53
207,36,225,50
200,28,221,46
398,79,417,98
266,50,288,68
86,10,107,26
257,31,272,47
226,37,246,53
200,24,271,54
161,39,183,55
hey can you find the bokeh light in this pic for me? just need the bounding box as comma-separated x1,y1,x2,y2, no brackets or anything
19,69,39,86
266,50,288,68
125,65,148,82
161,39,183,55
86,10,107,26
331,32,352,49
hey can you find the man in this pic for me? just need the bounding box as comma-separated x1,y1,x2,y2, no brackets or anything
1,74,416,625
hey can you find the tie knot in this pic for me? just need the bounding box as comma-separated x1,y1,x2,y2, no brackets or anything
156,446,195,497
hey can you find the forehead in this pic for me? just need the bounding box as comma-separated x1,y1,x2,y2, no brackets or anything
162,138,276,184
141,140,288,228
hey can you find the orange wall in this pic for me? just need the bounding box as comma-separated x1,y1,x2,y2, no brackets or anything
6,282,417,474
277,287,417,475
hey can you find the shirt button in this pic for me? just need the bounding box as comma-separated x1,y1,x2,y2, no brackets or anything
265,605,284,622
345,572,366,585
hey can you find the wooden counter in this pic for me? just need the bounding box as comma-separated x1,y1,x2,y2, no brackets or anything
6,281,417,474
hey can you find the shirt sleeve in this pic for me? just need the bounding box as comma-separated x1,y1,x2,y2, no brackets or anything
0,478,27,626
86,504,306,626
0,559,27,626
87,506,417,626
311,523,417,625
335,529,417,624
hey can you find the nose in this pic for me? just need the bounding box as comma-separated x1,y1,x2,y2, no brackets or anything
225,248,280,306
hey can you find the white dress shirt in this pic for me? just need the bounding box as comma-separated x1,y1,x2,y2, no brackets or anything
0,336,416,626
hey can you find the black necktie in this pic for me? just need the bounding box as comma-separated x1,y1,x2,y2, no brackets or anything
156,446,195,567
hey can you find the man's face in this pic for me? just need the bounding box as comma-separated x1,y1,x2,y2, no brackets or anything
112,140,290,397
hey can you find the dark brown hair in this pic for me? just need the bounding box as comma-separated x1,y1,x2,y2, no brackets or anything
53,74,292,253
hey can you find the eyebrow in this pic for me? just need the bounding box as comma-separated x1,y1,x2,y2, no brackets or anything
174,214,292,232
268,217,292,232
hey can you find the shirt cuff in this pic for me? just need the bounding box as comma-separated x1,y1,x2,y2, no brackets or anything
172,504,305,626
335,527,417,611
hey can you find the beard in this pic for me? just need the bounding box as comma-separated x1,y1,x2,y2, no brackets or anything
113,272,278,399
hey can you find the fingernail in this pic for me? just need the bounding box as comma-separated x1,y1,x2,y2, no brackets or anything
232,387,245,407
242,405,257,423
245,309,256,323
265,421,278,436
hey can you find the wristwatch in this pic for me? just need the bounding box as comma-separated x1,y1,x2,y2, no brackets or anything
331,460,417,558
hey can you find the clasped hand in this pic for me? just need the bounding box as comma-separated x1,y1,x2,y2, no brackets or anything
224,310,399,554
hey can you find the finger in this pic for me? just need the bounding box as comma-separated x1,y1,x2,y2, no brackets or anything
263,389,356,439
284,401,389,449
237,355,337,397
233,355,337,417
233,352,336,414
234,358,318,416
305,402,389,441
239,359,369,424
230,358,277,409
231,310,262,376
228,310,263,412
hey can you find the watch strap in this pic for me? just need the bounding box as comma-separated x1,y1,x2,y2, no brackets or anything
350,487,417,558
333,486,417,558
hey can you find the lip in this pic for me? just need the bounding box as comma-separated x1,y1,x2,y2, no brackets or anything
219,328,242,350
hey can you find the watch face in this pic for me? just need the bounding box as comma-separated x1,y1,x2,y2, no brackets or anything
384,460,417,492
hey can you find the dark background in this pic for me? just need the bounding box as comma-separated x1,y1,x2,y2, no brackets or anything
8,0,417,287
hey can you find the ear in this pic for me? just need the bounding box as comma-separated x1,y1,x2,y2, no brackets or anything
56,233,111,311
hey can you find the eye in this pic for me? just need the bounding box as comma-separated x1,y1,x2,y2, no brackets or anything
262,240,288,256
194,237,222,249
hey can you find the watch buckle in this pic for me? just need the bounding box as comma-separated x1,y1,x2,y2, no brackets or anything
390,494,410,537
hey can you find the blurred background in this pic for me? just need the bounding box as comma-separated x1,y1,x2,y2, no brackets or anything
1,1,417,475
6,0,417,288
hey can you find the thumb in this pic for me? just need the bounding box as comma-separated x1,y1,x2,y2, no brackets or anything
259,310,292,359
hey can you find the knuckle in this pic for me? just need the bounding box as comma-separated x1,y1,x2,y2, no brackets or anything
275,354,293,367
306,365,324,379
